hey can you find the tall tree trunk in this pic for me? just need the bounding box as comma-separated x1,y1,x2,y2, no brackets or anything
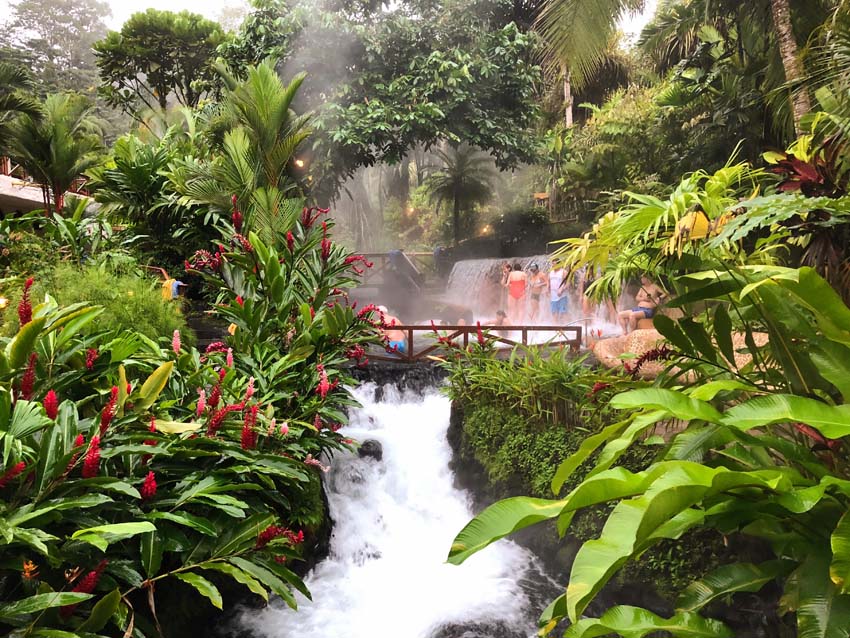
453,191,461,247
563,64,573,128
770,0,811,134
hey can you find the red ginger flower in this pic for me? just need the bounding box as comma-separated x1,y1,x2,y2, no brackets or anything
207,403,244,436
43,389,59,420
20,353,37,400
205,341,228,354
286,231,295,253
231,195,243,232
233,233,253,253
241,405,259,450
476,321,485,347
99,386,119,436
0,462,26,488
85,348,98,370
82,436,100,478
140,471,157,501
62,435,85,477
172,329,181,354
186,249,222,271
61,560,108,618
17,277,34,325
315,364,338,399
624,345,675,378
256,525,287,548
208,383,221,409
235,295,244,307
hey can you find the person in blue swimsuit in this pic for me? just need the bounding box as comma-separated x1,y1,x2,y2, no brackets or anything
618,275,665,334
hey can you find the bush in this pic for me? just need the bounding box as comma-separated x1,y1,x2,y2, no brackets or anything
3,263,191,343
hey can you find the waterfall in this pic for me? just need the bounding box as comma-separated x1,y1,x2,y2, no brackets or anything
444,256,620,335
237,383,557,638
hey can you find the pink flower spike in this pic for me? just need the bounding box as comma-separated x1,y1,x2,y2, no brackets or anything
172,329,181,354
226,348,234,368
245,376,255,401
279,422,289,436
196,389,207,417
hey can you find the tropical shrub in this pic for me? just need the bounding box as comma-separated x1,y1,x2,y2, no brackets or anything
448,267,850,636
0,286,317,637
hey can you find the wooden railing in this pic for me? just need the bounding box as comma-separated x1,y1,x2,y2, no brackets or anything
369,324,583,364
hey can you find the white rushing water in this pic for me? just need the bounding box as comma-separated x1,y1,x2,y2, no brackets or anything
239,383,553,638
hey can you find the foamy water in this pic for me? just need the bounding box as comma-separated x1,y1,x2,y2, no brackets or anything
237,384,555,638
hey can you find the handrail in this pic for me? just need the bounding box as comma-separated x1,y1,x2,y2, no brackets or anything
369,324,582,364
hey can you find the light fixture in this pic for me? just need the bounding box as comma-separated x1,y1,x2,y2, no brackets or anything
294,158,306,168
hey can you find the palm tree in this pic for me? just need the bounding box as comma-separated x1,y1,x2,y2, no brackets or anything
5,93,102,213
0,62,41,152
424,144,495,246
169,60,312,243
537,0,820,132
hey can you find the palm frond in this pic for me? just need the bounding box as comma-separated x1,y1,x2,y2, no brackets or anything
536,0,645,88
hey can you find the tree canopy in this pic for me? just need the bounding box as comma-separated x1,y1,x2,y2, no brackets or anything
94,9,227,116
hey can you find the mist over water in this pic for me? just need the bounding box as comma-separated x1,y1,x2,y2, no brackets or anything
237,384,556,638
445,256,620,338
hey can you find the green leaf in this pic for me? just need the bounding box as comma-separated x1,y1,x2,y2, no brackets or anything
677,561,792,612
203,561,268,601
810,341,850,403
551,418,631,494
0,592,94,618
830,511,850,594
610,389,724,423
152,419,203,434
228,557,297,609
140,531,162,578
9,494,112,526
562,605,733,638
147,511,217,536
212,513,276,557
713,305,736,365
72,522,156,550
722,395,850,439
6,316,47,368
652,314,693,354
565,463,787,621
794,551,850,638
173,572,223,609
447,496,566,565
76,589,120,633
136,361,174,411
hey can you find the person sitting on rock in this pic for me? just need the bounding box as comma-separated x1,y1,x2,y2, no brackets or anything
618,275,666,334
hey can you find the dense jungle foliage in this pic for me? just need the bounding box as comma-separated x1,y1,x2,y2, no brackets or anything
2,0,850,635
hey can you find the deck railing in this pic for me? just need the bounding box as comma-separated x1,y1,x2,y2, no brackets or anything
368,324,582,363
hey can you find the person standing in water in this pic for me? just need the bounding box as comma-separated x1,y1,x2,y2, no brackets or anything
499,262,512,310
506,262,527,324
527,262,547,322
548,259,569,323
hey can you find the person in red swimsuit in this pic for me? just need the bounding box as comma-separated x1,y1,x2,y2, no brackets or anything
506,262,527,324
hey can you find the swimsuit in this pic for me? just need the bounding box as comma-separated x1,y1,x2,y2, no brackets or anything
632,306,655,319
508,279,526,300
551,297,568,314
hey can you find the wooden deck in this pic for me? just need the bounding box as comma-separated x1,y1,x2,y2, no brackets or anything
369,324,583,363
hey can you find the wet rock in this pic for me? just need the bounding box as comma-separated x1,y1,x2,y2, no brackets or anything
358,439,383,462
348,361,447,396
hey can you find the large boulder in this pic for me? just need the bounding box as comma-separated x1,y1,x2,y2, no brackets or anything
358,439,383,462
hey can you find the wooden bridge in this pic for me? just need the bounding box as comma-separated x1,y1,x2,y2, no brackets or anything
369,324,583,364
